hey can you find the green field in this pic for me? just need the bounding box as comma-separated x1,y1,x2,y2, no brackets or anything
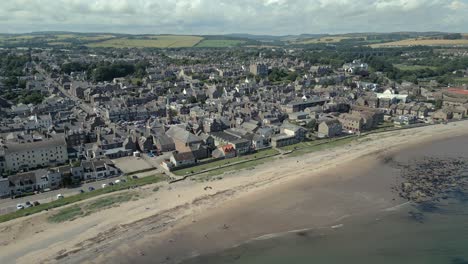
394,64,438,71
196,39,245,47
48,192,137,223
87,36,203,48
173,148,279,176
454,77,468,84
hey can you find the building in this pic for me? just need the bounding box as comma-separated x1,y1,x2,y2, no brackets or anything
249,63,268,77
170,151,197,167
318,119,342,138
339,114,364,133
81,159,120,181
271,133,297,148
1,135,68,173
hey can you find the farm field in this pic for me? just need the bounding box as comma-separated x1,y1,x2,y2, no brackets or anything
195,39,245,47
297,36,356,44
87,35,203,48
371,38,468,48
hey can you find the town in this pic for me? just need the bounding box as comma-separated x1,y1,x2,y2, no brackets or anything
1,43,468,213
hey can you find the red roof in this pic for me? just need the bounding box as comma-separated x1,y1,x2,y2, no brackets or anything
447,88,468,95
222,144,235,153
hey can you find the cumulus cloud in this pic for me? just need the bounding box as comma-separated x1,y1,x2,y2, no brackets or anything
0,0,466,34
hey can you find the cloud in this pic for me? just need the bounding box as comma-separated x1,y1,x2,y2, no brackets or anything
0,0,466,34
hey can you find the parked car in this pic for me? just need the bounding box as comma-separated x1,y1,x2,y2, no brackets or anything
102,183,107,188
88,186,95,191
120,179,127,183
79,189,85,194
16,204,24,210
33,201,40,206
56,194,64,199
25,201,32,208
114,179,121,184
132,175,139,179
108,182,114,186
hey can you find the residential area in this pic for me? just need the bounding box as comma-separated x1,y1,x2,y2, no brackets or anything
1,45,468,212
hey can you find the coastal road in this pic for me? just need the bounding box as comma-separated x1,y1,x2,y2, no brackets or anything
0,175,131,215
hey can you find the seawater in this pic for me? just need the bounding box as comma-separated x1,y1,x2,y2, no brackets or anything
182,136,468,264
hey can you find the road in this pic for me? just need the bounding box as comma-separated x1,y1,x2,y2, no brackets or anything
0,175,130,215
35,63,95,115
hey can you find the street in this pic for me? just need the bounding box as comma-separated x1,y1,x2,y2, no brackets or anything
0,174,130,215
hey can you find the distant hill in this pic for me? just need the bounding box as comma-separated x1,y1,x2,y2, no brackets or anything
0,31,466,49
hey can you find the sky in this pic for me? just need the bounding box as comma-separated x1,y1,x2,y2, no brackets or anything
1,0,468,35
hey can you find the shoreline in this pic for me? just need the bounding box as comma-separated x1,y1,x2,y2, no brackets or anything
1,121,468,264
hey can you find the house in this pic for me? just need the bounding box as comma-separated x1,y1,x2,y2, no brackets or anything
166,125,204,153
153,133,175,152
212,144,236,159
271,133,297,148
339,113,364,133
432,109,453,121
394,115,417,127
280,122,307,140
170,151,197,167
318,119,342,138
8,171,37,194
81,159,120,180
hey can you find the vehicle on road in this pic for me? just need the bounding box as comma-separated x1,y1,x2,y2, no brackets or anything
33,201,40,206
115,179,121,184
88,186,95,191
108,182,115,186
132,175,139,179
102,183,107,188
25,201,33,208
56,194,64,199
16,204,24,210
79,189,85,194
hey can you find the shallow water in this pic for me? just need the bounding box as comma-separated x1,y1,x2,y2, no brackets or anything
182,136,468,264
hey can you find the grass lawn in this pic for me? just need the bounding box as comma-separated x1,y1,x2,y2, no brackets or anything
196,39,245,47
454,77,468,84
393,64,437,71
285,136,357,157
48,192,137,223
48,206,84,223
0,174,167,223
193,156,277,181
173,148,279,176
87,36,203,48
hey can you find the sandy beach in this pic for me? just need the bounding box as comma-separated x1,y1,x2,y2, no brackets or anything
1,121,468,264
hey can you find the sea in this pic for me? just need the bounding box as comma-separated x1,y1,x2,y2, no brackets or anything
181,136,468,264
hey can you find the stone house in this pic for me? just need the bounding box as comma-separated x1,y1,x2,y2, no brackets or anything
339,114,364,133
318,119,342,138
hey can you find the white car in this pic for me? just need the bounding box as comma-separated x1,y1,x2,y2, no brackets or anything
56,194,64,199
16,204,25,210
102,183,107,188
114,179,121,184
